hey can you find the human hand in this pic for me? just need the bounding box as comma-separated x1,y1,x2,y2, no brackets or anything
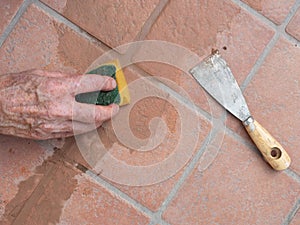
0,70,119,140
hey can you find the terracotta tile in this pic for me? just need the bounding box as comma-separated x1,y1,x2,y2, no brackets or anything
59,174,150,225
163,134,300,225
290,208,300,225
40,0,160,50
109,101,212,211
241,0,295,24
0,0,23,35
0,135,52,219
71,66,212,210
0,4,105,75
241,38,300,174
286,8,300,41
134,0,274,113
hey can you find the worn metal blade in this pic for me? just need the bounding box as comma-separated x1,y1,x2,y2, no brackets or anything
190,52,251,122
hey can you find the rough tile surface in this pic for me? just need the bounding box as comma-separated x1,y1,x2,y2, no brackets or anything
241,0,295,24
286,8,300,41
41,0,160,50
163,135,300,225
243,38,300,174
135,0,274,113
290,207,300,225
59,175,150,225
0,4,104,75
0,0,23,35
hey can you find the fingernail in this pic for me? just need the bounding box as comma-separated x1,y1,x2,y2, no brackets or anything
111,79,117,89
112,104,119,116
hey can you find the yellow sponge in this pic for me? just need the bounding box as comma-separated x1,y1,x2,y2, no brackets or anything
105,60,130,106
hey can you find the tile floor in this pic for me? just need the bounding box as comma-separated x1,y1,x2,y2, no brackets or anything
0,0,300,224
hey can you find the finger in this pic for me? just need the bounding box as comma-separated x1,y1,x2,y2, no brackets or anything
29,69,76,78
39,120,100,135
72,103,119,123
69,74,117,95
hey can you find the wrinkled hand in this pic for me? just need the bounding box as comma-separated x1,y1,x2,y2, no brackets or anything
0,70,119,140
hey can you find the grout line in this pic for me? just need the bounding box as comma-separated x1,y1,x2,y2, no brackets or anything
83,168,175,225
135,0,169,42
282,31,300,46
148,218,172,225
232,0,300,91
123,0,169,59
279,0,300,28
225,125,256,151
126,64,213,121
146,75,212,121
276,0,300,44
148,213,171,225
240,33,279,91
0,0,34,48
34,0,114,53
226,125,300,184
76,165,156,219
230,0,277,29
156,127,218,216
231,0,300,34
282,198,300,225
284,169,300,184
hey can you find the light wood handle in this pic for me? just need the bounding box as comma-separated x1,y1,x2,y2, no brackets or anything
243,117,291,171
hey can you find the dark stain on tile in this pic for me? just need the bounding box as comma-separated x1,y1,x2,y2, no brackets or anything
1,147,80,225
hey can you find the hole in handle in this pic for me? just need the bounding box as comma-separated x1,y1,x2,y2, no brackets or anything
271,147,282,159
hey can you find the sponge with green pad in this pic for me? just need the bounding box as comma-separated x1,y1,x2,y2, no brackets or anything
75,60,130,106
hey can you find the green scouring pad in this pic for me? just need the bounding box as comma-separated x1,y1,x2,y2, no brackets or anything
75,61,130,106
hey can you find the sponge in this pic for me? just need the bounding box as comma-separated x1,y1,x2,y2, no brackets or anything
75,60,130,106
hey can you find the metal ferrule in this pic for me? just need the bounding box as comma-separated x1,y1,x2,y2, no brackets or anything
243,116,254,126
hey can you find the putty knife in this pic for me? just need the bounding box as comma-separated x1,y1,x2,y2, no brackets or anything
190,50,291,170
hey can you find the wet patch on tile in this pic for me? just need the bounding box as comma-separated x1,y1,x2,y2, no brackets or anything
1,148,79,224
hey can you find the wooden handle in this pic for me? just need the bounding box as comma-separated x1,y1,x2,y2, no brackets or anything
243,117,291,171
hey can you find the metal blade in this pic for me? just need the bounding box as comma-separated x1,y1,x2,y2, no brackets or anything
190,52,251,122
